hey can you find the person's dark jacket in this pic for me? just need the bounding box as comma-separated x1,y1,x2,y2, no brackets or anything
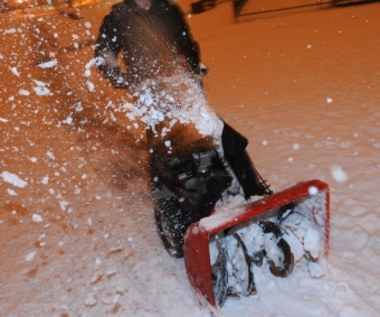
95,0,201,89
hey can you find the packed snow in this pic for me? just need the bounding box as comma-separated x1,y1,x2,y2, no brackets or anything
0,1,379,317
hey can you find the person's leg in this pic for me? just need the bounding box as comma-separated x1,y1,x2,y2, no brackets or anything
221,122,272,198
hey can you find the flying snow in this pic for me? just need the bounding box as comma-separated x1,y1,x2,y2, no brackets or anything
18,89,30,96
308,186,319,196
292,143,300,150
330,165,348,183
10,66,20,77
120,71,224,139
0,171,28,188
32,79,51,96
25,251,36,262
6,188,17,196
86,80,95,92
38,59,58,69
32,214,43,223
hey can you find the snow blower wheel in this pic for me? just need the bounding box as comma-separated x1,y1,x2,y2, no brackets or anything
154,196,193,258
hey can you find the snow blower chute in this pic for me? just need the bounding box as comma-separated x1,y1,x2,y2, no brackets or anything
184,179,330,307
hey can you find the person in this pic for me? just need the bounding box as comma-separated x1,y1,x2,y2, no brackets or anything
95,0,205,90
95,0,272,258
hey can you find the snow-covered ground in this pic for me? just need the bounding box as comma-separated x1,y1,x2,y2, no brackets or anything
1,1,379,316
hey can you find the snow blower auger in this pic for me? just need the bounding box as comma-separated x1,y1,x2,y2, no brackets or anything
184,179,330,307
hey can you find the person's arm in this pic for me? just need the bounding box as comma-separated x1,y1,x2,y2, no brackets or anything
169,3,202,74
95,6,130,88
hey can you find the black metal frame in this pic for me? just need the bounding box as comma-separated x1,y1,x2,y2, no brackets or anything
233,0,379,20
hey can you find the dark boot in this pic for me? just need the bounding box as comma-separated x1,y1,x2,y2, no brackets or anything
221,122,272,198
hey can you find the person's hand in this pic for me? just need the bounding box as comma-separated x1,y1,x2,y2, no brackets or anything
106,67,131,89
199,63,209,76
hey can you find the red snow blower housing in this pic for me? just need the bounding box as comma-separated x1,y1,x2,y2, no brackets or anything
184,179,330,307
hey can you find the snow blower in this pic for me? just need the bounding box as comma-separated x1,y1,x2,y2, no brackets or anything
147,121,330,307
